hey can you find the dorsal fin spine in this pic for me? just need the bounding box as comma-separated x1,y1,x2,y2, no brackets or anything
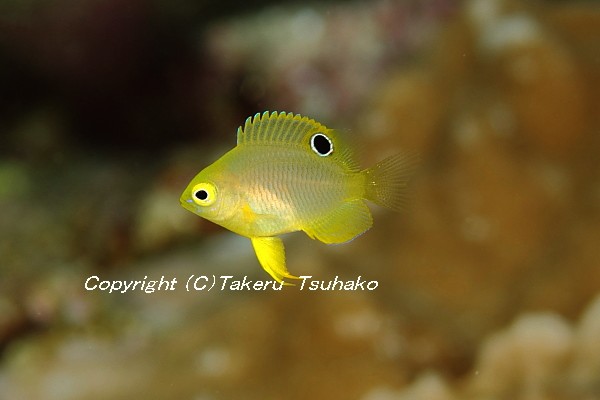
268,111,282,143
287,113,304,142
263,111,273,142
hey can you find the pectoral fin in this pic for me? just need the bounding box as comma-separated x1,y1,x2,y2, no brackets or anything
250,236,300,284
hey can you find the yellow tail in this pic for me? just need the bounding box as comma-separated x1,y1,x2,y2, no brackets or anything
363,153,418,211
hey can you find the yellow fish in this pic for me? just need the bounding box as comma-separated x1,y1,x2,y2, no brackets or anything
180,111,415,283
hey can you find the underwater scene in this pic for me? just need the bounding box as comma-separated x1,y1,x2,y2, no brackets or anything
1,0,599,399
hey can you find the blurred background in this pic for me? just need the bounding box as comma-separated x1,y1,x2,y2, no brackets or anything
1,0,599,398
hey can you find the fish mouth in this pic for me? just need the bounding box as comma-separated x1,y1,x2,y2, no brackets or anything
180,196,207,217
179,195,194,209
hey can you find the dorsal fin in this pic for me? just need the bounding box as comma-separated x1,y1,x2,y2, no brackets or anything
236,111,360,172
236,111,327,145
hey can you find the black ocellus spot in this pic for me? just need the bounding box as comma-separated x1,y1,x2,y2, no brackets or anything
310,133,333,156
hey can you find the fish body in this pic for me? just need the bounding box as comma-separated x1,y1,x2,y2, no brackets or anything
180,111,415,283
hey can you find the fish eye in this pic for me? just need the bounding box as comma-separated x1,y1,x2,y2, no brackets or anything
191,182,216,206
195,189,208,201
310,133,333,156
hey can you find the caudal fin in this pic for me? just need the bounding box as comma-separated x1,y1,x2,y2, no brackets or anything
363,152,418,211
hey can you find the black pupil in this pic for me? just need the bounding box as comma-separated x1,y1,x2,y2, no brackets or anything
313,134,331,155
195,189,208,201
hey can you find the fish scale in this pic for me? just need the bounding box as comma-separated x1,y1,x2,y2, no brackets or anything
241,147,347,222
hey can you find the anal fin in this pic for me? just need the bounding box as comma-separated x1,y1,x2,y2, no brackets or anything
250,236,300,284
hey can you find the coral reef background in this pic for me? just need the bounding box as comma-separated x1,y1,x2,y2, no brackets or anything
0,0,599,399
